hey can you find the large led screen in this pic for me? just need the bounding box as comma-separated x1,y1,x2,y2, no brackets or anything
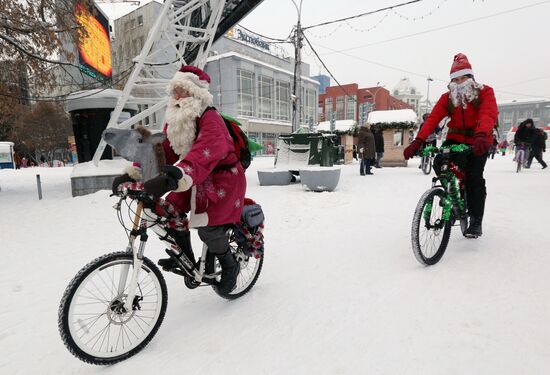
75,3,112,82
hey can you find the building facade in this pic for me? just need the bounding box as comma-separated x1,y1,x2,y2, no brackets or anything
498,98,550,136
318,83,413,124
392,77,423,114
111,1,163,86
312,74,331,94
206,30,319,154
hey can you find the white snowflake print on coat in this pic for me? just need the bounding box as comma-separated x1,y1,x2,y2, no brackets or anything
234,199,241,208
183,165,194,175
230,167,238,175
202,148,211,158
217,189,226,198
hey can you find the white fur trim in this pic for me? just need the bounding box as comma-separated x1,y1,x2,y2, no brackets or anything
167,72,213,107
189,212,209,228
188,186,209,228
450,68,474,79
174,169,193,192
123,165,142,180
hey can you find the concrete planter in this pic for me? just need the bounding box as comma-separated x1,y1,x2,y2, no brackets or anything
299,167,341,192
257,170,293,186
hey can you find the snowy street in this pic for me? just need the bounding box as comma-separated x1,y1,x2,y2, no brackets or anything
1,155,549,374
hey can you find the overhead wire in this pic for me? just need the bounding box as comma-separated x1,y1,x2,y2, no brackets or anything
302,0,423,30
320,0,550,54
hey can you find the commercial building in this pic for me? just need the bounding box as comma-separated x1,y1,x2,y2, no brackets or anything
318,83,413,124
497,98,550,136
206,27,319,154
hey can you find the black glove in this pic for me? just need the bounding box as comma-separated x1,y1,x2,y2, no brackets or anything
403,138,423,160
143,166,183,197
111,173,135,194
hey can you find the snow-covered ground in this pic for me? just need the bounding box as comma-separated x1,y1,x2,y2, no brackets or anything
1,154,549,374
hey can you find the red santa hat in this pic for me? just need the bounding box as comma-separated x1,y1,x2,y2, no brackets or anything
167,65,213,105
449,53,474,80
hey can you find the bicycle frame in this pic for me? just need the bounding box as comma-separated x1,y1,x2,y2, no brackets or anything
422,145,468,223
115,194,219,313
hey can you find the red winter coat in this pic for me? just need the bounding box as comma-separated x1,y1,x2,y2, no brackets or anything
417,85,498,145
162,109,246,227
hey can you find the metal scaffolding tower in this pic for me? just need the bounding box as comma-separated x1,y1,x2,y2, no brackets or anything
93,0,263,164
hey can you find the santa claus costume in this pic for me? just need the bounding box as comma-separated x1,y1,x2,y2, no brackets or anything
150,65,246,293
405,53,498,238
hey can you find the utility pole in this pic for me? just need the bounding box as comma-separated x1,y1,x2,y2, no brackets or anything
291,22,303,133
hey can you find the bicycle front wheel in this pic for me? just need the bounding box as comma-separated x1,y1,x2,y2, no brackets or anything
58,252,168,365
411,188,452,265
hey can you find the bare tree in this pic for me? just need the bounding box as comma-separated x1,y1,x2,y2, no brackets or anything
12,102,72,157
0,0,95,100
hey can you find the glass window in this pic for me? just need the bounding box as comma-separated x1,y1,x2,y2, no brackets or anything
258,76,273,119
346,95,356,120
275,81,290,121
262,132,277,155
137,15,143,26
336,96,345,120
325,97,333,112
237,69,254,117
394,130,404,146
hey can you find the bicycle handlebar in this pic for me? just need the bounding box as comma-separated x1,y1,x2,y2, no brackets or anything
421,144,471,157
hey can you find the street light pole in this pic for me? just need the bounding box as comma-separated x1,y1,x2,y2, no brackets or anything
291,0,303,133
426,76,433,110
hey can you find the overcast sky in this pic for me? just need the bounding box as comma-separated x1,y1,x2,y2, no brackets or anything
100,0,550,103
239,0,550,103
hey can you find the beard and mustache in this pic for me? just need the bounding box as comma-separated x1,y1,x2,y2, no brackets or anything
164,96,205,157
448,78,484,108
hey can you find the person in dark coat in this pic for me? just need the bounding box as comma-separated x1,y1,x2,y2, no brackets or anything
373,126,385,168
514,118,535,146
526,128,547,169
357,124,376,175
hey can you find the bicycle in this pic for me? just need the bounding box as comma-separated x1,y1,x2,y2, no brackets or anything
514,142,530,173
411,144,471,266
58,182,264,365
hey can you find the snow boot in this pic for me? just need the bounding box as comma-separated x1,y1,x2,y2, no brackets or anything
158,230,195,270
216,250,240,294
464,216,483,238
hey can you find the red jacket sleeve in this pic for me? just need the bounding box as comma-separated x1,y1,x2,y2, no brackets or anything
475,86,498,136
416,93,449,141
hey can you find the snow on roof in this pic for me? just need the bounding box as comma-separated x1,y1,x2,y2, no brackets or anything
497,98,550,106
316,119,356,132
367,109,417,124
97,0,161,20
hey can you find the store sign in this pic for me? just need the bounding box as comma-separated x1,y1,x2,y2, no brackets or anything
75,2,112,82
227,27,270,52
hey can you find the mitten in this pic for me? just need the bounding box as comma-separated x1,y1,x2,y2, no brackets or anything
403,138,423,160
143,166,188,197
472,133,490,156
112,174,134,194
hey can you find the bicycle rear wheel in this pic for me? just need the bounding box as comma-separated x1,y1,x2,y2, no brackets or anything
210,233,263,300
58,252,167,365
411,188,452,265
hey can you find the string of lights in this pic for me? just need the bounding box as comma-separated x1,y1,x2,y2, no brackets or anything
392,0,449,21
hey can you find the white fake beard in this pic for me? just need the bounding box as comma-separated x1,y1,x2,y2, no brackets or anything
448,78,484,108
165,97,204,157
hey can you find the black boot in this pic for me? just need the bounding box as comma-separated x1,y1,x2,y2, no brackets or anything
464,216,483,238
158,230,195,270
216,250,240,294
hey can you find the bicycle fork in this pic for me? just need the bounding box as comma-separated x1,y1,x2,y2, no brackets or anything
118,202,147,313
